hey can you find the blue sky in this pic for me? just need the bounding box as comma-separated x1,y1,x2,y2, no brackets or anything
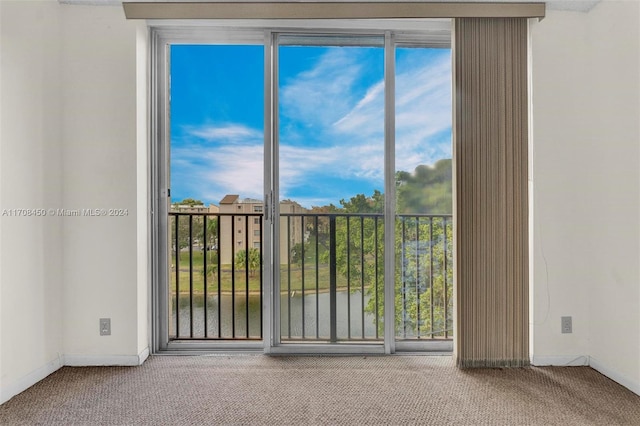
170,44,451,208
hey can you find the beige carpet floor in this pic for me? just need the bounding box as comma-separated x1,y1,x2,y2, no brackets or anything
1,355,639,425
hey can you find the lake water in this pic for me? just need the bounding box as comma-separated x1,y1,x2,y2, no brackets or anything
170,290,380,341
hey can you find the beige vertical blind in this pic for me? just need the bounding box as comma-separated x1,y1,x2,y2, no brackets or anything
454,17,529,368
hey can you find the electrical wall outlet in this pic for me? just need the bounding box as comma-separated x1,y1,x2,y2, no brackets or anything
561,316,572,334
100,318,111,336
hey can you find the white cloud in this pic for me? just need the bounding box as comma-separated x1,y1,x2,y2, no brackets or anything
279,48,369,129
174,123,382,206
279,48,451,204
172,123,265,203
333,81,385,135
278,144,343,192
330,49,452,174
188,124,262,143
172,144,265,204
172,48,452,207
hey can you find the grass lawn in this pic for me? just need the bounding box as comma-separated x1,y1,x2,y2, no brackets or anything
171,251,341,294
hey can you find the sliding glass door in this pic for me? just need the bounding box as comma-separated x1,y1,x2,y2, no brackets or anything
153,27,452,353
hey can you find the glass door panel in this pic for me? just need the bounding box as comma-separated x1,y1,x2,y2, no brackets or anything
276,38,385,343
168,45,264,341
394,47,453,342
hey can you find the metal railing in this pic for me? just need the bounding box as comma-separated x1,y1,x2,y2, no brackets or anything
169,212,263,340
280,213,383,342
396,215,453,340
168,212,453,342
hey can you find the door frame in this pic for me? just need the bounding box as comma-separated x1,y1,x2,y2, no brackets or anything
265,30,390,355
149,21,453,354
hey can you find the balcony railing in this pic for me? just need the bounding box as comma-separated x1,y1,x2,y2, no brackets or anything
168,212,453,342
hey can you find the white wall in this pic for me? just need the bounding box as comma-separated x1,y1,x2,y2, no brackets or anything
582,0,639,393
0,0,65,403
59,3,146,363
0,1,148,403
531,9,592,364
531,0,640,394
135,23,150,360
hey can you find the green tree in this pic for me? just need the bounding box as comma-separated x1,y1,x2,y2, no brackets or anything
311,191,384,304
306,159,453,338
396,159,452,214
177,198,205,207
203,215,218,255
170,198,215,270
170,198,206,251
339,190,384,214
170,215,206,267
388,217,453,337
203,252,219,282
235,248,261,276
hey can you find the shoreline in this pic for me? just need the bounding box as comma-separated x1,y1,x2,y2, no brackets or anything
171,285,373,297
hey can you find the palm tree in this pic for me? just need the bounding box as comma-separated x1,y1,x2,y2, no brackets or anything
234,248,261,276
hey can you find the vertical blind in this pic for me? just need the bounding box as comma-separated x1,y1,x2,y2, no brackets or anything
454,17,529,367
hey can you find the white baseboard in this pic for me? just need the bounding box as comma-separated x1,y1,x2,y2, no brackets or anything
532,355,640,396
138,346,150,364
64,347,150,367
589,356,640,396
531,355,590,366
0,355,64,405
1,348,150,405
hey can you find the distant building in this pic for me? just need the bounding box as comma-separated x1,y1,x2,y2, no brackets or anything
279,199,308,258
218,194,307,265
